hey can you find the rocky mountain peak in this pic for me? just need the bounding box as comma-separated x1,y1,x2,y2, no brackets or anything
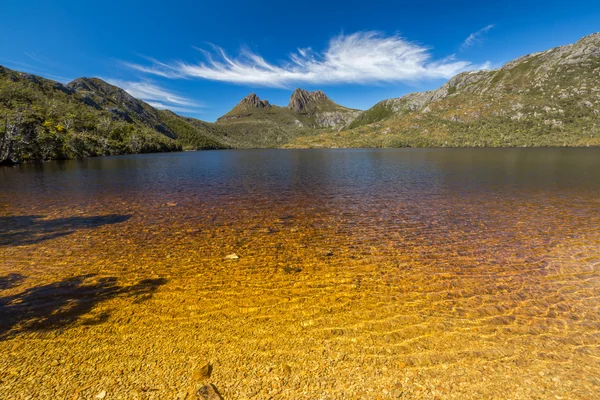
310,90,328,101
287,88,331,112
237,93,271,109
577,32,600,44
217,92,272,121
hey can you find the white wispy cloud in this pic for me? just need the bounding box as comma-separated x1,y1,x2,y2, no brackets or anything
24,52,43,63
126,31,490,87
461,24,495,50
106,79,202,113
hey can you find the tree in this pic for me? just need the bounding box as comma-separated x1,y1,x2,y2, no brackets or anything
0,112,23,164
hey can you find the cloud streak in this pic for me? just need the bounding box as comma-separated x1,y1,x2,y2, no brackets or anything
106,79,202,113
127,31,489,87
461,25,495,50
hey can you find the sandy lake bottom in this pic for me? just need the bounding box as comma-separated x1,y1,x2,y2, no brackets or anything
1,149,599,399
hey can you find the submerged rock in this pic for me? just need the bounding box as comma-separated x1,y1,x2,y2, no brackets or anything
283,266,302,274
282,364,292,376
193,363,213,381
196,384,222,400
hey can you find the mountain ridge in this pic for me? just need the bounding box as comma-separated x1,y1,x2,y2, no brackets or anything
1,32,599,163
212,87,361,148
217,87,359,123
287,89,331,112
288,32,600,148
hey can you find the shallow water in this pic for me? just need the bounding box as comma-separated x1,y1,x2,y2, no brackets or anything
1,149,599,399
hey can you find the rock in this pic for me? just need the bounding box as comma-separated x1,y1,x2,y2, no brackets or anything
315,110,361,128
283,266,302,274
196,384,222,400
282,364,292,376
95,390,107,399
287,88,331,112
193,363,213,381
216,93,272,121
224,93,271,116
238,93,271,109
224,253,239,260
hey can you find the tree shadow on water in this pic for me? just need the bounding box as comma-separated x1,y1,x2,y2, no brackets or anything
0,273,26,290
0,214,131,246
0,274,167,340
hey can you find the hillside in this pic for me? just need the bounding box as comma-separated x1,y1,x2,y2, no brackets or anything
287,32,600,148
2,32,600,163
214,89,360,148
0,69,358,162
0,68,228,164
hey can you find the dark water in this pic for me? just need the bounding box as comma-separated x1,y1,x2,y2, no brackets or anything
2,148,599,201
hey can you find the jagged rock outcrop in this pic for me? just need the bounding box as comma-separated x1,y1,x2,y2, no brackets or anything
218,88,360,132
217,93,273,121
237,93,271,109
213,87,361,145
316,110,362,128
287,89,330,112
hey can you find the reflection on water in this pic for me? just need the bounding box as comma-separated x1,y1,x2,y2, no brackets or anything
0,149,599,399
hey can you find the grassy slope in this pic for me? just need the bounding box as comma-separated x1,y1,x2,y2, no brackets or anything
2,33,599,164
0,67,236,163
287,34,600,148
0,68,182,164
215,105,319,148
214,96,360,148
66,78,230,151
157,110,229,150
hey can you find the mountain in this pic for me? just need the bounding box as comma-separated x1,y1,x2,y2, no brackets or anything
221,93,272,117
0,68,358,163
214,89,361,148
2,32,599,163
0,67,230,163
288,32,600,148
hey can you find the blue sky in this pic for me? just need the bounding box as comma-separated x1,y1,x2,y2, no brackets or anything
1,0,599,121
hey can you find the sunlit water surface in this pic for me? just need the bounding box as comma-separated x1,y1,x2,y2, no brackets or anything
1,149,599,399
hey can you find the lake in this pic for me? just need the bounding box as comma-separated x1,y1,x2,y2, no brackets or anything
1,148,599,399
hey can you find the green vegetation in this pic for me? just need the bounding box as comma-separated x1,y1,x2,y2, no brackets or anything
1,33,599,164
287,32,600,149
216,106,320,148
0,69,182,164
214,90,360,148
346,101,396,129
157,110,229,150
